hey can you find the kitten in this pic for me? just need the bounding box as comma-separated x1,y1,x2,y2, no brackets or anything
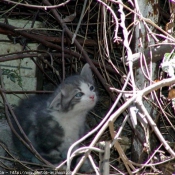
12,63,97,170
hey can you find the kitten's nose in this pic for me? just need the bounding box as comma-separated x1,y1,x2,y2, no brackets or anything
89,95,95,100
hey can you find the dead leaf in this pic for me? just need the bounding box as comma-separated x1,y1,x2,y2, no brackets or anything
168,88,175,99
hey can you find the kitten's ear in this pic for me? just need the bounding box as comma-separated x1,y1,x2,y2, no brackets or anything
80,63,94,83
49,90,61,109
60,85,76,111
49,84,76,111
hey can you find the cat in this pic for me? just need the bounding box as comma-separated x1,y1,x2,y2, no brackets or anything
11,63,97,171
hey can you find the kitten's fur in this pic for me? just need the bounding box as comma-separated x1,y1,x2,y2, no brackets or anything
12,64,97,170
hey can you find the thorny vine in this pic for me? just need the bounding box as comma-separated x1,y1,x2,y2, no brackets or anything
0,0,175,174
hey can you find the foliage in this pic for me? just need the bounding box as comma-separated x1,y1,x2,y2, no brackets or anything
2,68,22,88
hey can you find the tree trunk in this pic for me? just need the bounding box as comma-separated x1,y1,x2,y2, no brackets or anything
132,0,159,163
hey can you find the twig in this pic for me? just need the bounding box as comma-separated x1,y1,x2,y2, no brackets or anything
117,0,136,93
0,22,74,57
62,28,65,81
68,71,131,173
109,121,135,174
109,0,175,42
71,0,88,44
0,68,55,168
132,144,163,174
88,155,100,175
99,141,110,175
97,0,120,43
136,97,175,157
2,0,71,9
110,115,129,147
0,142,33,170
72,76,175,173
42,0,116,101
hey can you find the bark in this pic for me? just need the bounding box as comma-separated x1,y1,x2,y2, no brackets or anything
132,0,159,163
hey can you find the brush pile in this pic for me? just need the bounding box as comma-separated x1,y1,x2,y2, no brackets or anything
0,0,175,174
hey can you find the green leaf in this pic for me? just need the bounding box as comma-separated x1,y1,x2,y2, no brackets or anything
10,74,16,83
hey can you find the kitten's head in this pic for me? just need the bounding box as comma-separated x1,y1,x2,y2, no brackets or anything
49,64,97,112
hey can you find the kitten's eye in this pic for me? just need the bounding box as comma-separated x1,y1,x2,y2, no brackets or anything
89,85,95,91
75,92,84,98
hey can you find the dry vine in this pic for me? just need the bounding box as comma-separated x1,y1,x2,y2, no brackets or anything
0,0,175,174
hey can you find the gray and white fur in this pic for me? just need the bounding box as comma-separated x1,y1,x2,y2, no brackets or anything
12,63,97,169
